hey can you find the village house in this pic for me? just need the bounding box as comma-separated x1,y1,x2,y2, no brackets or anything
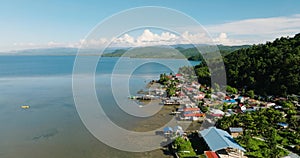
199,127,246,158
229,127,243,138
179,107,205,121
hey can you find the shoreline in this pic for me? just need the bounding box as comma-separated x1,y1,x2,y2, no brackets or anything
130,99,203,157
132,99,174,132
130,99,175,158
132,100,203,133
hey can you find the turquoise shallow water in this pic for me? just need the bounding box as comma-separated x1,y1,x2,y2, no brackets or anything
0,56,199,158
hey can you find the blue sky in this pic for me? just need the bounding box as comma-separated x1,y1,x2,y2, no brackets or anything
1,0,300,51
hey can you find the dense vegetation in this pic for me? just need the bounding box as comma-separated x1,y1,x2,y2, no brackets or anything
173,137,197,158
216,101,300,157
195,33,300,96
225,34,300,96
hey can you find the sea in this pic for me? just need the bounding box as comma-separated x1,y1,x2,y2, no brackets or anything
0,56,199,158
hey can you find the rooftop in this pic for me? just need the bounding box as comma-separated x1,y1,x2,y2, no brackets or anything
199,127,246,152
204,151,219,158
229,127,243,133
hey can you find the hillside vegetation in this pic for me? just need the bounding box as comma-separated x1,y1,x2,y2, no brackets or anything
195,33,300,96
225,33,300,96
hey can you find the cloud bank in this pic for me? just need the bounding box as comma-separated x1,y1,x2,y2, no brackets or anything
9,14,300,51
207,14,300,44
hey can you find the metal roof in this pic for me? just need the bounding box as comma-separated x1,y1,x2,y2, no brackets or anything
223,99,237,103
163,127,173,132
229,127,243,133
183,108,200,111
277,122,288,127
204,151,219,158
199,127,246,152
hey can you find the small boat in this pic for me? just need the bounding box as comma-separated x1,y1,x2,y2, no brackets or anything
171,111,181,114
21,105,30,109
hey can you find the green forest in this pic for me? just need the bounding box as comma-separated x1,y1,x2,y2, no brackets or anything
195,33,300,97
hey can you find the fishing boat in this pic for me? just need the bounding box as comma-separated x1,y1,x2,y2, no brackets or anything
21,105,30,109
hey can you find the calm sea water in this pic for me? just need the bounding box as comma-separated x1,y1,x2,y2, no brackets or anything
0,56,199,158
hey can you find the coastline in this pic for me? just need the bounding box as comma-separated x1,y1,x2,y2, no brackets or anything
132,100,175,132
130,99,203,158
132,100,203,133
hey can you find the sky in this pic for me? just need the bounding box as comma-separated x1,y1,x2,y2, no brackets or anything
0,0,300,51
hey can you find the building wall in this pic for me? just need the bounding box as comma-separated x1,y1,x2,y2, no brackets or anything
231,132,240,138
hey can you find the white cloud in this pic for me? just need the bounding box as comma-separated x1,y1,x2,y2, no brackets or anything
207,14,300,44
5,14,300,51
219,32,227,39
181,31,211,44
208,14,300,35
137,29,160,42
111,29,180,47
111,29,251,47
135,29,179,46
160,32,178,41
11,42,48,50
47,41,65,47
112,34,135,46
80,38,109,48
212,32,246,45
104,14,299,46
213,32,229,44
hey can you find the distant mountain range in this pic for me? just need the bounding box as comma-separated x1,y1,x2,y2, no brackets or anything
102,44,250,60
0,44,250,58
0,47,112,56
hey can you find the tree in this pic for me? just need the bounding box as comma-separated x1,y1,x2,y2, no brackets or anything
246,90,255,98
195,63,211,86
223,33,300,96
264,129,282,158
226,85,238,94
199,105,208,113
166,85,176,97
289,115,299,129
158,73,169,85
173,137,196,157
220,108,290,158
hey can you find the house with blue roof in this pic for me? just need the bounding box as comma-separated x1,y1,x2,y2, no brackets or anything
277,122,288,128
163,126,173,137
199,127,246,157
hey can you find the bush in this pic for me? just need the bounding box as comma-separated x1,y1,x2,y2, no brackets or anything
173,137,197,158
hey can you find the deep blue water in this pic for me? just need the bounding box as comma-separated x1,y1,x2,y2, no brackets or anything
0,56,199,158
